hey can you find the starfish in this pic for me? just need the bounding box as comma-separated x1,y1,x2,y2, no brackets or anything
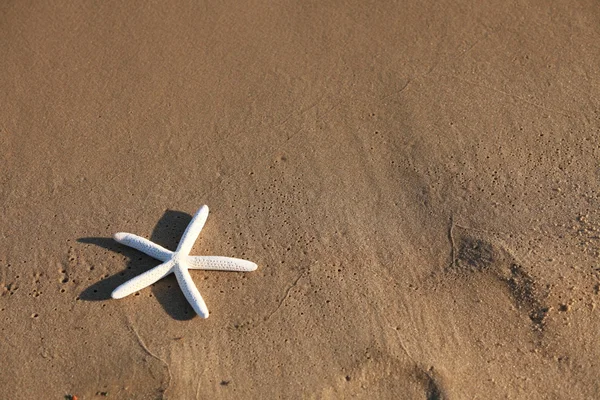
111,205,257,318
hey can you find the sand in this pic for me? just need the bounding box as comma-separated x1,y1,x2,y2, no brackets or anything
1,1,599,398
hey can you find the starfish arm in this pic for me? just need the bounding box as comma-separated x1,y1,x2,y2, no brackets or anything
176,205,209,256
174,266,209,318
114,232,173,262
186,256,258,272
111,261,174,299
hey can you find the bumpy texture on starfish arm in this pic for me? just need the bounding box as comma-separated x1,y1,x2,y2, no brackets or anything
186,256,257,271
113,232,257,272
113,232,173,262
110,205,257,318
112,261,174,299
176,205,209,255
175,266,209,317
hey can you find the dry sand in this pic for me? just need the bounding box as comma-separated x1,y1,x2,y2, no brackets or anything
1,1,599,398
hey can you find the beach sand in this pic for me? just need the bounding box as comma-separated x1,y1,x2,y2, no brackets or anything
1,1,599,398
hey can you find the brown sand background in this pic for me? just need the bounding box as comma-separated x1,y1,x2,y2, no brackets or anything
1,1,599,398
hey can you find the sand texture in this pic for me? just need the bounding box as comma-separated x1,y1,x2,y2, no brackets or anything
1,1,599,398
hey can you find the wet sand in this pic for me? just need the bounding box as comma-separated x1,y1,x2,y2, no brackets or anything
1,1,599,398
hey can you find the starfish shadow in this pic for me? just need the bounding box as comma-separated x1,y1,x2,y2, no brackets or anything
79,210,198,320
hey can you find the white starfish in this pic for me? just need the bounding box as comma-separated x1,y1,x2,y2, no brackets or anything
111,205,257,318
